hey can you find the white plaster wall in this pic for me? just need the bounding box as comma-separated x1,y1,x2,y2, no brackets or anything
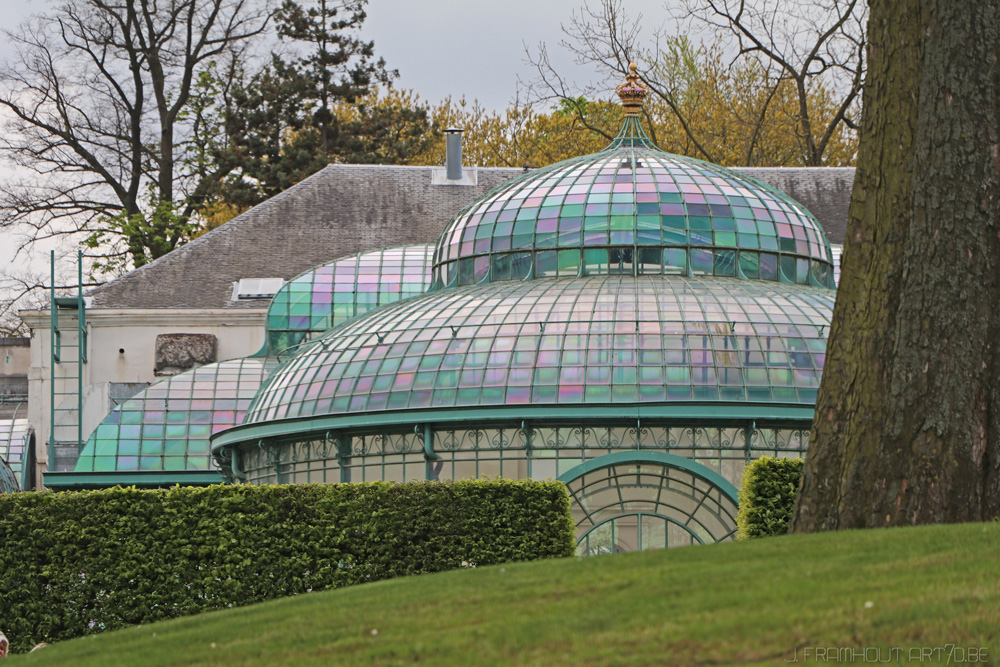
21,308,266,487
0,342,30,378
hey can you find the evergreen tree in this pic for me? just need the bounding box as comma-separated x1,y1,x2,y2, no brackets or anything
216,0,434,206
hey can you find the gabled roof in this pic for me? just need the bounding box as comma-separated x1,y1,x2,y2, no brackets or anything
88,165,524,310
87,164,854,310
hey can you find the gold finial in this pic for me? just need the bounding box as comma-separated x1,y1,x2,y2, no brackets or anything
615,62,647,117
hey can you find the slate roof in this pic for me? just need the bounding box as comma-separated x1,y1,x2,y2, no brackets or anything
741,167,855,245
88,164,855,310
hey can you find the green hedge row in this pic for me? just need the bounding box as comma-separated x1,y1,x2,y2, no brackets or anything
0,480,575,653
737,456,804,540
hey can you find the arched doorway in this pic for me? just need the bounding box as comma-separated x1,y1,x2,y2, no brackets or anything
557,452,740,555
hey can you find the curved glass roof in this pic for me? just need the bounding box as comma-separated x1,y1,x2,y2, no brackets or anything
0,418,28,491
244,275,833,426
434,127,834,290
75,357,278,474
265,245,434,354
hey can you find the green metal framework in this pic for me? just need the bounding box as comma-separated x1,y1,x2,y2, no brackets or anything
556,450,739,498
48,250,87,473
42,470,222,490
218,418,809,491
214,403,814,448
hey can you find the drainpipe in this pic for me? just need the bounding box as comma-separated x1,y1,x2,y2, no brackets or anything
421,423,442,480
231,446,247,483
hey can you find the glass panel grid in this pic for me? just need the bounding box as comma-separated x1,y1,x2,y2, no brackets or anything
266,244,434,354
74,358,278,474
434,147,835,288
0,418,29,489
246,275,833,424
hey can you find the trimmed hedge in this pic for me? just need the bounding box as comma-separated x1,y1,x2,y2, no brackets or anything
737,457,804,540
0,480,575,653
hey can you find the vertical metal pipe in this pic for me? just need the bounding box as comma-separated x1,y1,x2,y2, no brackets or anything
445,129,463,180
423,423,440,480
76,250,83,452
49,250,56,471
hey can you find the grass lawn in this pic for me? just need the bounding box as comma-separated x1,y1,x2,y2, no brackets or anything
10,522,999,666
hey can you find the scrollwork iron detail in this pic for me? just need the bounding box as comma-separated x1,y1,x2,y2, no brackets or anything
637,426,670,449
352,435,371,456
389,433,416,454
437,430,461,452
212,450,235,484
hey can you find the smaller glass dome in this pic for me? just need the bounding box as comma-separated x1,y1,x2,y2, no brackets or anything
75,357,278,474
69,246,435,480
266,245,434,354
433,127,834,290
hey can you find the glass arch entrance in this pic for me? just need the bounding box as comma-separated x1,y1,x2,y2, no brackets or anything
557,451,740,555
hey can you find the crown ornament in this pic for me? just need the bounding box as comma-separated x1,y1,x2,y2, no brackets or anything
615,62,648,117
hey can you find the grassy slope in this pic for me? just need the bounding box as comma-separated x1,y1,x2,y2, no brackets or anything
12,523,1000,666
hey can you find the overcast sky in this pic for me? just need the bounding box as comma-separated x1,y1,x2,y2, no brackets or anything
0,0,671,296
0,0,671,108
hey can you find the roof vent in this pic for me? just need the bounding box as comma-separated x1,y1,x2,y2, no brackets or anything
432,128,477,186
233,278,285,300
445,128,463,180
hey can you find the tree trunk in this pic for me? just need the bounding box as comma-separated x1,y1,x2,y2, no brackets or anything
792,0,1000,530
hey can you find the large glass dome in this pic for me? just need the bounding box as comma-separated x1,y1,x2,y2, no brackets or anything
211,64,836,553
243,276,830,429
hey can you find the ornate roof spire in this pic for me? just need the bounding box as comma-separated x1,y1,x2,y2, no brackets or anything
615,62,647,117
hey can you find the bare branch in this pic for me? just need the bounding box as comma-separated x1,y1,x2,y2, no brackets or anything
0,0,273,270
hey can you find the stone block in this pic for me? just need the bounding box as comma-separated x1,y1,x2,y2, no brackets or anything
154,334,217,375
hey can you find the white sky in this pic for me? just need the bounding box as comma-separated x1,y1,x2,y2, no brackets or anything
0,0,670,296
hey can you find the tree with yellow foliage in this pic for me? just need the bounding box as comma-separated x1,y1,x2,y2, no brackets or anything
525,0,862,167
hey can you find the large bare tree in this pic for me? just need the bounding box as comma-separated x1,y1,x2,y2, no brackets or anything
0,0,271,270
526,0,865,166
792,0,1000,529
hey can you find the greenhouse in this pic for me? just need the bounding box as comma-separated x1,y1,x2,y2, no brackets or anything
63,65,837,552
210,65,836,552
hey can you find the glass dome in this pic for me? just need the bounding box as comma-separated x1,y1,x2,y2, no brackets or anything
241,275,832,428
210,63,838,552
74,357,278,475
266,244,434,354
433,123,834,289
